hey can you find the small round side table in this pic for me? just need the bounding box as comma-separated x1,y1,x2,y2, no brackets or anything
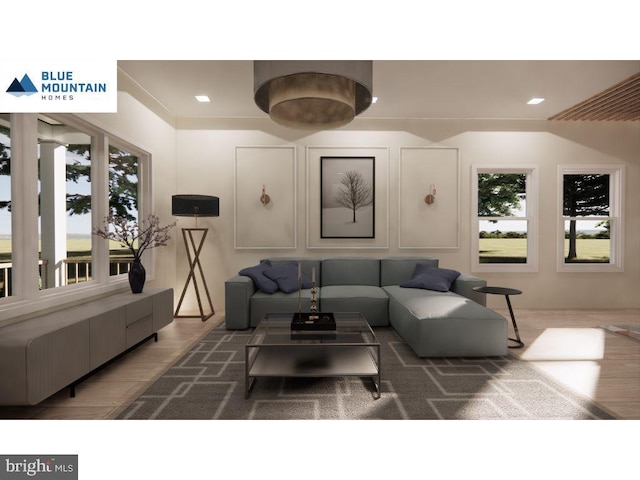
473,286,524,349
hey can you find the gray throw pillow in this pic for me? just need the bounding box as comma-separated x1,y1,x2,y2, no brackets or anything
400,264,460,292
239,261,278,294
264,262,312,294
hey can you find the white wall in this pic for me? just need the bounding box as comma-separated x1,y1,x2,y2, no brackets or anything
92,93,640,311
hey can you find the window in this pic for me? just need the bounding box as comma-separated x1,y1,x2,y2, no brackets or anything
108,145,139,276
558,165,624,272
37,118,94,289
472,165,539,272
0,113,151,325
0,114,11,299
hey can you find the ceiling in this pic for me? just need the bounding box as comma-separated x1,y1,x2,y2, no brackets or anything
117,60,640,122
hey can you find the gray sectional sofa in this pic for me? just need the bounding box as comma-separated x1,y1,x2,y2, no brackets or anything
224,257,508,357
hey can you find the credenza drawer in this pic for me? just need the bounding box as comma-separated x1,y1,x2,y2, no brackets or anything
126,297,153,325
126,315,153,348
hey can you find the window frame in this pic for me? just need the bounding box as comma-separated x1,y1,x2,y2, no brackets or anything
37,119,96,291
0,113,153,325
557,164,624,273
0,115,12,300
106,137,152,278
471,165,539,273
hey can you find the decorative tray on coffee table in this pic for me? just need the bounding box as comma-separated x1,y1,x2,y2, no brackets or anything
291,312,336,331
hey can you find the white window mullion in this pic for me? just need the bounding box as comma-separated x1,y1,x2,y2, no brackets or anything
92,133,110,284
9,113,39,298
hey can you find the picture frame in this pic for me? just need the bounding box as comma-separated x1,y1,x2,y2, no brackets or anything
320,156,375,238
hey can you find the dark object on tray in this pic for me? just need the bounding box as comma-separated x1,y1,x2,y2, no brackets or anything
291,312,336,331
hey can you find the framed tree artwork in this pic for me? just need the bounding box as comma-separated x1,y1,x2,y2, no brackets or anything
320,156,375,238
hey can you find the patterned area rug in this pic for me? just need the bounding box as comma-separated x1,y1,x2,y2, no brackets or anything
598,325,640,342
117,325,615,420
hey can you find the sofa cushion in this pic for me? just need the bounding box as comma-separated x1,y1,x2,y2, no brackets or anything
321,258,380,286
264,262,312,293
385,286,487,320
250,290,313,327
238,261,278,294
380,257,439,286
383,285,508,357
320,285,389,326
400,265,461,292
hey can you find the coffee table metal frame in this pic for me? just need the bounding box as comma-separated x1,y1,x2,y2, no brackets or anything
245,312,381,399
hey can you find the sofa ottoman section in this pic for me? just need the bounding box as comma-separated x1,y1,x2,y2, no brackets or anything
384,286,508,357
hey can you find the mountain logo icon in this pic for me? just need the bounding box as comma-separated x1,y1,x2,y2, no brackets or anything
6,74,38,96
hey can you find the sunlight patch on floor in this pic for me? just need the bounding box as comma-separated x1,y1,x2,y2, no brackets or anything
531,361,602,399
518,328,606,399
520,328,605,361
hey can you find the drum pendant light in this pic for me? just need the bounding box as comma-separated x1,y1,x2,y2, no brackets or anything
254,61,373,130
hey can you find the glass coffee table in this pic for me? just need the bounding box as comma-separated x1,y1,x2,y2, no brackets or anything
245,312,381,399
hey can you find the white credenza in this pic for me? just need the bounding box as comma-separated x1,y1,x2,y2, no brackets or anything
0,288,173,405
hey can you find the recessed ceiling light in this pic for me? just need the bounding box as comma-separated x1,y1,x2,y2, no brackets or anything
195,95,210,103
372,96,378,104
527,97,545,105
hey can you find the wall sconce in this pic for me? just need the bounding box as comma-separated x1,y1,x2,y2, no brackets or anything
425,184,436,205
260,184,271,205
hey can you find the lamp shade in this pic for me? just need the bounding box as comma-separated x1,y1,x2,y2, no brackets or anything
172,195,219,217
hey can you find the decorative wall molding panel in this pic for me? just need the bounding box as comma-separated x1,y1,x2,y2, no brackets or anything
399,147,460,249
234,146,297,249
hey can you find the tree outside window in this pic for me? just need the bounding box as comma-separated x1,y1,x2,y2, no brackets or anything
562,173,610,263
558,166,623,272
477,172,528,265
472,166,538,273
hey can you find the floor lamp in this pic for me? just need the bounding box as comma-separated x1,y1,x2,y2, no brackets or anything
172,194,219,321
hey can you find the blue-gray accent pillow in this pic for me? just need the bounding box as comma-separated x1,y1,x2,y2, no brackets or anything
238,261,278,294
264,262,312,293
400,265,461,292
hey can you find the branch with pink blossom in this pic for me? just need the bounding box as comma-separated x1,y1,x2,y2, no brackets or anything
93,214,177,261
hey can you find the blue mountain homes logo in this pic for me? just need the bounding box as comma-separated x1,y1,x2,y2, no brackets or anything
6,71,107,100
0,61,117,113
6,74,38,96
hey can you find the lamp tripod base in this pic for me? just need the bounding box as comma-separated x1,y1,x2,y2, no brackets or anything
174,228,215,322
